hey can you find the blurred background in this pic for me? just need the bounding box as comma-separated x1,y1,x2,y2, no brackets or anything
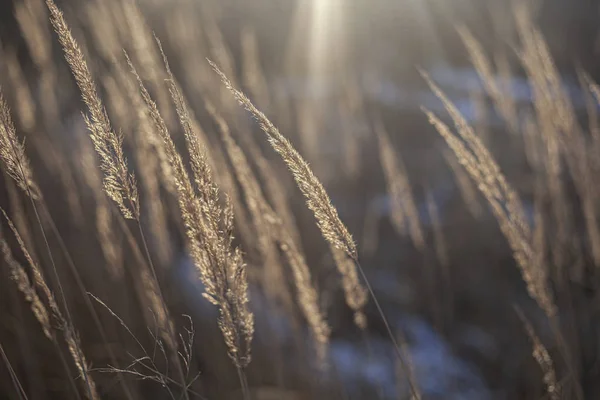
1,0,600,399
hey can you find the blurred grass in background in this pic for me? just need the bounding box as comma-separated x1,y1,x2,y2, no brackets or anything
1,0,600,399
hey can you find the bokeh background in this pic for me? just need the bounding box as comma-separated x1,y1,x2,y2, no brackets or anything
1,0,600,399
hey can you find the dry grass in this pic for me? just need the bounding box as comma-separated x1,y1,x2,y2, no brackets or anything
46,0,139,220
2,211,99,400
516,307,560,400
421,76,557,319
207,99,330,363
210,63,370,335
0,91,39,198
375,119,424,251
1,1,600,399
127,50,254,374
210,62,358,261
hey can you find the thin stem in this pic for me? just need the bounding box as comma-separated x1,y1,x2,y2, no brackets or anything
52,336,84,400
2,124,95,396
2,211,80,400
549,315,584,400
25,197,95,400
39,202,135,400
137,221,190,400
352,257,420,399
236,366,251,400
0,341,28,400
136,223,166,314
3,123,120,399
89,294,209,400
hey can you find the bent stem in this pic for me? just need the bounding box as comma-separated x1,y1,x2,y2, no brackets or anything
352,257,420,399
19,191,95,400
29,208,94,399
136,221,190,400
3,92,131,399
103,202,189,398
38,202,135,400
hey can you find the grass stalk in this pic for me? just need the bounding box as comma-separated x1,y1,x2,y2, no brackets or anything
236,365,251,400
352,258,421,399
0,340,28,400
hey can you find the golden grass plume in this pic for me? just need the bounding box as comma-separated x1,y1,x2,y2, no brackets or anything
0,90,39,198
210,60,358,260
207,99,330,362
375,120,424,250
2,211,99,400
46,0,139,220
129,55,254,368
421,71,556,318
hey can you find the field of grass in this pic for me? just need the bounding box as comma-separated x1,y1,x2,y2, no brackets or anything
1,0,600,399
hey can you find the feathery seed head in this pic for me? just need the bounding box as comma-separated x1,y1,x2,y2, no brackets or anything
210,60,357,259
0,90,40,198
46,0,139,220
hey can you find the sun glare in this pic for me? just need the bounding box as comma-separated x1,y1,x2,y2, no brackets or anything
309,0,344,78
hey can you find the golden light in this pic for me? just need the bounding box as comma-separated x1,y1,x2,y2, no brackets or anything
285,0,347,85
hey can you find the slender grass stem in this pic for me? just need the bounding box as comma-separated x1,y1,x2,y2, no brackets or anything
0,341,28,400
137,221,190,400
27,198,95,400
6,126,94,399
549,315,584,400
39,202,136,400
352,257,420,399
236,365,251,400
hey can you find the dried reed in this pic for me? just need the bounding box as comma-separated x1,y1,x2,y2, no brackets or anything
77,132,124,279
0,91,39,198
458,26,518,132
154,37,256,250
213,63,426,397
1,70,135,400
206,100,292,309
46,7,189,398
271,214,332,364
1,236,52,341
211,61,372,327
516,308,560,400
129,55,254,372
2,212,99,400
443,150,483,218
426,191,449,269
514,4,575,271
421,70,557,317
210,61,357,260
422,102,555,318
46,0,139,220
375,120,424,250
239,129,302,244
331,246,368,329
208,99,330,363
